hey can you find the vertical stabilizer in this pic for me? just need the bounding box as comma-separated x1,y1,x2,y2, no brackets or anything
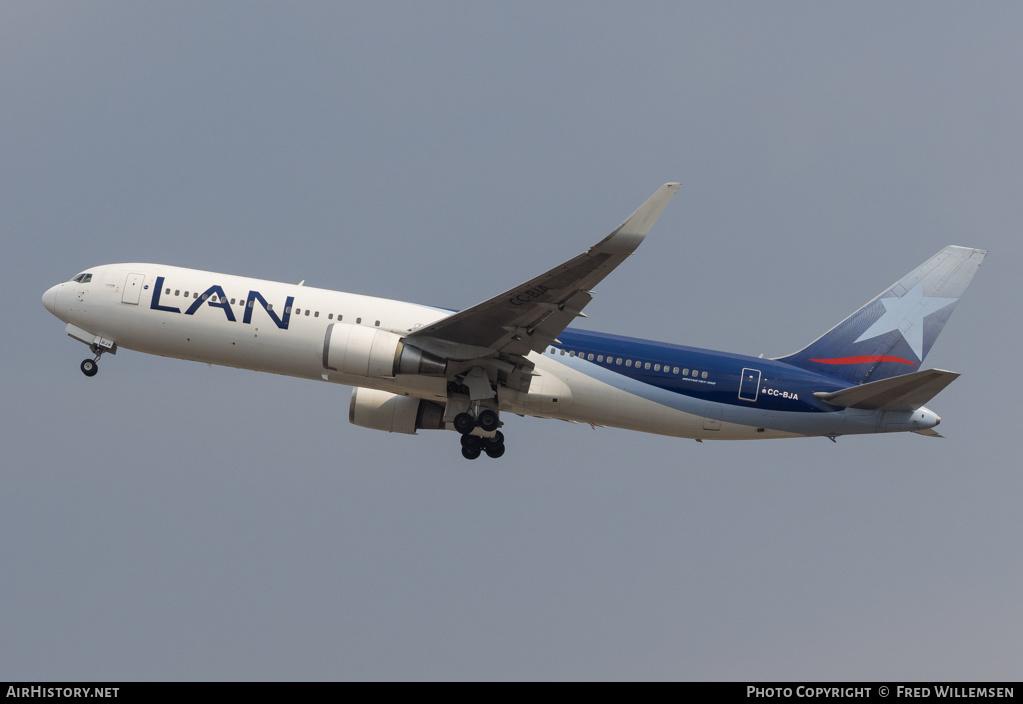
777,246,986,384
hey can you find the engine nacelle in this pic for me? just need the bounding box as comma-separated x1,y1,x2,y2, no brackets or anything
323,323,446,378
349,388,445,434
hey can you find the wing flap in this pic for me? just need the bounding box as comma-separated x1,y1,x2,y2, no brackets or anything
813,369,960,411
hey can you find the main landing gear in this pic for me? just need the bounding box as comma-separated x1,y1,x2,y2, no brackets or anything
453,409,505,460
460,431,506,460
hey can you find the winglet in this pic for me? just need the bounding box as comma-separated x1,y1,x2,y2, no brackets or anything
592,183,680,254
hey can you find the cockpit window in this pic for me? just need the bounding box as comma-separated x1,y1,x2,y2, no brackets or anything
69,273,93,283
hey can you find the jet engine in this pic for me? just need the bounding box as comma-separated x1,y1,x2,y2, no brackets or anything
349,388,445,435
323,323,446,378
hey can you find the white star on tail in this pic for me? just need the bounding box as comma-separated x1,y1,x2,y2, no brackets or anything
853,281,958,361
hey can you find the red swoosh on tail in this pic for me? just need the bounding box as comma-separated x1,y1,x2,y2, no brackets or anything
809,355,916,365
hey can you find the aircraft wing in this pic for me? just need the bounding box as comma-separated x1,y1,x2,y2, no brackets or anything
813,368,960,411
405,183,680,360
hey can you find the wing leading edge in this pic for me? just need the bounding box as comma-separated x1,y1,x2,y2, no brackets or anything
406,183,680,360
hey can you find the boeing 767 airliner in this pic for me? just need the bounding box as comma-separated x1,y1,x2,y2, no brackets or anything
42,183,985,459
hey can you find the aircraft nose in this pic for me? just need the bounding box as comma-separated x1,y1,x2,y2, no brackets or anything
43,284,59,315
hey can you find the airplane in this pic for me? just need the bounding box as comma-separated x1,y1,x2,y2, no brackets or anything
42,183,986,459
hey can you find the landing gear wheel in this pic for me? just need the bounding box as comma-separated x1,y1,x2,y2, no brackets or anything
477,408,499,432
80,359,98,377
482,430,505,459
460,435,482,450
453,412,476,435
461,445,482,460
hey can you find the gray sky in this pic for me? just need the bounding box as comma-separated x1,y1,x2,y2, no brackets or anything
3,1,1020,681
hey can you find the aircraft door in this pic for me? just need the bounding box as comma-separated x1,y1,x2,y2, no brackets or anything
738,367,761,402
121,273,145,304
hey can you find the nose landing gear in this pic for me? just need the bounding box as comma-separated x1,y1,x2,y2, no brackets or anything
80,344,105,377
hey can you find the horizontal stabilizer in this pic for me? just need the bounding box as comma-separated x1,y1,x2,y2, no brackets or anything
813,369,960,411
